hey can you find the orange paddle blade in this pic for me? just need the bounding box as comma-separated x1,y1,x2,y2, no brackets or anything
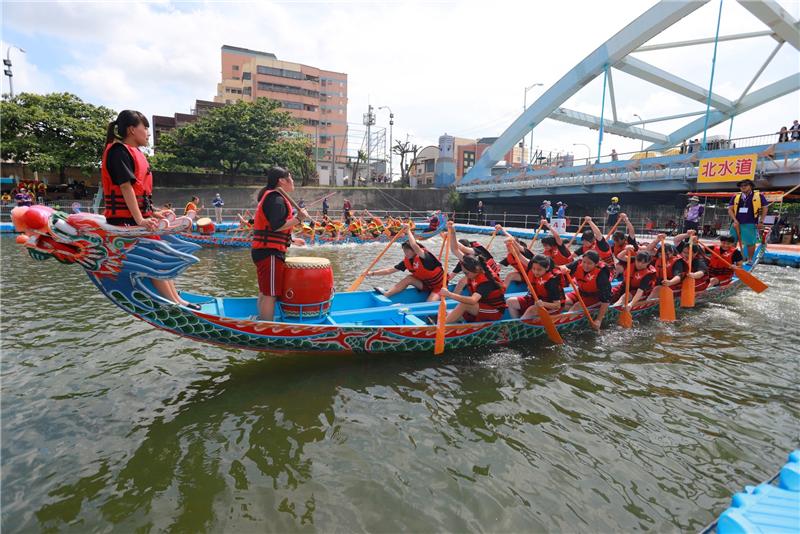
434,297,447,354
734,266,768,293
618,307,633,328
680,277,696,308
537,307,564,344
659,285,676,322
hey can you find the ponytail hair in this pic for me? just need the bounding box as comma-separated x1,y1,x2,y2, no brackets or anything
106,110,149,145
463,255,502,290
265,166,290,190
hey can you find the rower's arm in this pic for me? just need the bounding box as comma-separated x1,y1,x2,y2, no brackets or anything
585,217,603,240
543,220,563,245
672,232,690,246
447,223,465,260
448,291,481,305
594,303,610,326
628,288,646,307
407,229,425,257
623,214,635,238
368,267,399,277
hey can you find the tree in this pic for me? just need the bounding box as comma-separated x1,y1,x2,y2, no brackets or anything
350,149,367,185
392,140,419,187
1,92,115,182
266,134,317,186
155,98,304,174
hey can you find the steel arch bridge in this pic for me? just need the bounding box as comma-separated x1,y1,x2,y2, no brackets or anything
459,0,800,187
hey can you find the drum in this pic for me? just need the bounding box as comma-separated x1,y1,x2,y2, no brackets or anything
280,257,334,320
197,217,215,235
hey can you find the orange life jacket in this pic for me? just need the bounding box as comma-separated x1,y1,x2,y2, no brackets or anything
544,245,572,266
252,190,293,252
467,272,507,311
581,240,614,267
708,245,737,277
528,267,566,303
403,249,443,288
573,264,605,299
101,142,153,220
626,264,657,291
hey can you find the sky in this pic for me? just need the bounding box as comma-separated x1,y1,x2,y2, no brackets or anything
2,0,799,171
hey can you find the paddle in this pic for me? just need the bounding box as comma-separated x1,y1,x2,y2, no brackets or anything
564,272,595,327
434,233,450,355
699,242,768,293
618,253,633,328
507,242,564,344
566,220,587,248
438,233,448,261
527,220,546,251
605,216,624,241
486,227,499,248
347,227,408,291
658,236,676,322
680,236,696,308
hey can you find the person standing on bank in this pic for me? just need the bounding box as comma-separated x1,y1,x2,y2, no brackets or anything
728,179,767,262
252,167,310,321
683,196,704,232
101,110,200,309
606,197,621,229
322,197,329,217
212,193,224,223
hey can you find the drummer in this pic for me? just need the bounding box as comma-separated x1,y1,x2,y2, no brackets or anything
367,226,444,302
251,166,309,321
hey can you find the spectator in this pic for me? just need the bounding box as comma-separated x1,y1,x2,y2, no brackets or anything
791,119,800,141
611,149,618,161
322,197,329,216
15,187,33,207
212,193,225,223
184,196,200,218
477,200,484,223
680,140,687,154
553,202,568,233
606,196,621,228
538,201,548,220
1,192,11,205
683,196,704,232
343,198,351,211
778,126,789,143
298,198,305,209
544,200,553,221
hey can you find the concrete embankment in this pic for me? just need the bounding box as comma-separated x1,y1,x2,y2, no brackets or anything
153,186,450,213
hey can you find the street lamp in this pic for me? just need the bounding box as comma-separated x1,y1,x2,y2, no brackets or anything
378,106,393,182
633,113,645,152
523,83,544,165
572,143,591,166
4,45,26,97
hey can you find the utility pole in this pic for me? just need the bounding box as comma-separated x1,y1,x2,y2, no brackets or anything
378,106,393,182
4,46,26,97
363,105,375,182
331,136,336,186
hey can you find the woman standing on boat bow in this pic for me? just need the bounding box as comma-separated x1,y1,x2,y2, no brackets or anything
101,110,198,309
252,167,309,321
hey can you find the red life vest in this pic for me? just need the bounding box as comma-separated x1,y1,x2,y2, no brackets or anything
528,268,566,303
573,264,604,299
581,240,614,267
101,142,153,220
428,215,440,230
252,190,293,252
612,241,628,258
626,264,657,290
467,272,507,311
505,251,526,276
403,248,444,288
656,256,681,282
544,245,572,266
708,245,736,277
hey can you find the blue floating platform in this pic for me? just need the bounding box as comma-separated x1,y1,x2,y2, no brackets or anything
715,450,800,534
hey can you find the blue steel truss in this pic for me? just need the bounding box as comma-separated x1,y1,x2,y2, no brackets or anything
462,0,800,185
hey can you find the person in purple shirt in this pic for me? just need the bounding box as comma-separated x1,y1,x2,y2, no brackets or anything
683,196,704,232
14,188,33,207
727,179,767,262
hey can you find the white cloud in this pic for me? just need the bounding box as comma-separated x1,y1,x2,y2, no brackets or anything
0,40,56,96
2,0,798,161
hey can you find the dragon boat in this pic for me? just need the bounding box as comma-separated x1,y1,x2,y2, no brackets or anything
178,214,446,248
11,205,764,355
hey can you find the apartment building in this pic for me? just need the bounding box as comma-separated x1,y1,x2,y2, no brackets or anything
214,45,348,170
152,99,223,149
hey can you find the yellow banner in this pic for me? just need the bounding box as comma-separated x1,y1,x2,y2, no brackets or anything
697,154,757,182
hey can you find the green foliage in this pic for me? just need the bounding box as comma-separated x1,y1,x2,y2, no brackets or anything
775,201,800,215
0,92,115,179
447,187,463,210
155,98,312,175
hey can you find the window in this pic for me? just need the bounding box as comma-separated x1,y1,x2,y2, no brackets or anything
232,65,239,71
242,72,251,80
243,87,251,96
320,136,329,144
425,159,435,173
257,65,303,80
257,82,319,98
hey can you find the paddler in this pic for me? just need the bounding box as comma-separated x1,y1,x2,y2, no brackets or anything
705,234,744,289
540,219,574,267
611,251,657,308
560,250,612,330
673,230,709,290
574,216,614,268
440,255,507,323
610,213,638,275
367,225,444,302
251,166,309,321
498,236,533,288
447,223,500,281
506,252,565,319
426,211,442,232
644,235,682,290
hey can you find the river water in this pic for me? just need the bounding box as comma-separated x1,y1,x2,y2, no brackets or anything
1,234,798,532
